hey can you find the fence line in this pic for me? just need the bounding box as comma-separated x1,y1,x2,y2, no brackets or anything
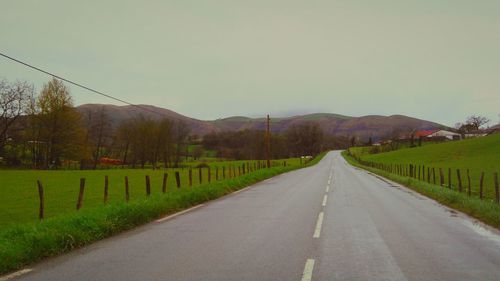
348,152,498,204
35,160,300,220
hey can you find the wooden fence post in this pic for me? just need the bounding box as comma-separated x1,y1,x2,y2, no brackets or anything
448,168,452,189
467,169,471,197
223,166,226,179
125,176,130,202
456,169,462,192
216,167,219,181
439,168,444,186
479,172,484,200
189,169,193,187
409,164,413,177
145,175,151,196
238,166,241,176
198,167,202,184
427,167,430,183
208,167,211,183
37,180,44,220
495,172,499,204
76,178,85,210
175,171,181,188
162,173,168,193
432,167,436,184
104,175,109,204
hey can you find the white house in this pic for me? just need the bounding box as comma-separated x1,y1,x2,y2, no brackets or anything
427,130,461,140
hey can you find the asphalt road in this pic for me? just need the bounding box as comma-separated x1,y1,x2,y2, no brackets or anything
9,151,500,281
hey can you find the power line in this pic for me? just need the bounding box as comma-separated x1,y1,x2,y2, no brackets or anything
0,51,165,117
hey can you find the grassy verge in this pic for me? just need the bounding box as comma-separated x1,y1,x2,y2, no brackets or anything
342,151,500,230
0,153,325,275
348,135,500,200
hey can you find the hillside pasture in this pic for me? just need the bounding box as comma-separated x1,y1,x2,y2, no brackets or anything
350,134,500,201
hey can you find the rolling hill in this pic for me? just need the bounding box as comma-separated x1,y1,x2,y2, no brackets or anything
76,104,447,140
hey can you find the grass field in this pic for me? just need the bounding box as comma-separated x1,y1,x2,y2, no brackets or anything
349,134,500,200
0,158,300,228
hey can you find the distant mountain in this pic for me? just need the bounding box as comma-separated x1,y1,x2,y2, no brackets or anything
76,104,218,136
76,104,447,140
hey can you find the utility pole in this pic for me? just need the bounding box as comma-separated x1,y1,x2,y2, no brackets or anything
266,114,271,168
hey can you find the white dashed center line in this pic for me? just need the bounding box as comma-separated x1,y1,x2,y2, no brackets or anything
301,259,315,281
322,195,328,206
156,204,204,223
313,212,324,238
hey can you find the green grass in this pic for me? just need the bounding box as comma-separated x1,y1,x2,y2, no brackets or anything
0,154,324,274
342,147,500,231
0,159,300,228
349,134,500,200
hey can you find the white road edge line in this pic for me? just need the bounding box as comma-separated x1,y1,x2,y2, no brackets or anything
156,204,204,223
322,195,328,206
0,269,33,281
301,259,315,281
156,179,259,223
313,212,324,238
325,185,329,192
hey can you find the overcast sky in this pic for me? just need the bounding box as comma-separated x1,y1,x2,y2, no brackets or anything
1,0,499,126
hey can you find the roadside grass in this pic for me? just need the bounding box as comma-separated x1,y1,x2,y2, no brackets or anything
0,158,299,228
0,153,324,275
342,151,500,230
348,134,500,200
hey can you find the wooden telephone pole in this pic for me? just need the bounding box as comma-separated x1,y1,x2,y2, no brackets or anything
266,114,271,168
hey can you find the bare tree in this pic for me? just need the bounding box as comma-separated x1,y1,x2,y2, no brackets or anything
129,115,155,168
192,145,204,160
86,107,111,169
285,122,324,156
173,120,190,167
465,115,490,131
0,79,34,154
151,118,173,169
115,119,133,165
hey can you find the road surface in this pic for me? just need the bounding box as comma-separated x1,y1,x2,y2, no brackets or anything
8,151,500,281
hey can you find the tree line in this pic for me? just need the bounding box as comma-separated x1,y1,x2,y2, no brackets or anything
1,78,190,169
202,123,343,160
1,77,341,169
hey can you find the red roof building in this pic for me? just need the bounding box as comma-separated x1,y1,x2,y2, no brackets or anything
414,130,439,138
